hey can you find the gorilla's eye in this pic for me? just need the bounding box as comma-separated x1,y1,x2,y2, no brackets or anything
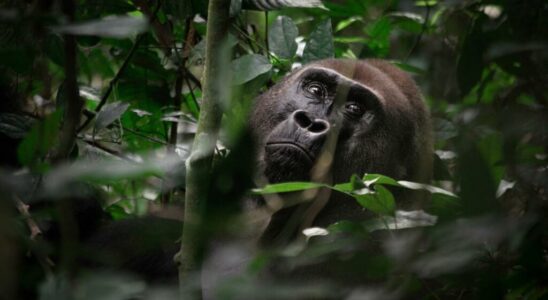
304,82,327,99
345,103,364,116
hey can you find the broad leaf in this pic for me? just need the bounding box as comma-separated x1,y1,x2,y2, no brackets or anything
354,185,395,215
268,16,299,59
231,54,272,85
95,101,130,131
302,19,334,63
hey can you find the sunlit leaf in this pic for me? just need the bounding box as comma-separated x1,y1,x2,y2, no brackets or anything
53,16,148,38
398,181,457,197
268,16,299,59
335,16,363,32
362,173,399,186
302,227,329,238
252,182,325,194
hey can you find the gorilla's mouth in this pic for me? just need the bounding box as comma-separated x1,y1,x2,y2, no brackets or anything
265,141,315,164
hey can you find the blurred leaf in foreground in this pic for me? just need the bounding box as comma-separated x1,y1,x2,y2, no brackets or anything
53,16,148,38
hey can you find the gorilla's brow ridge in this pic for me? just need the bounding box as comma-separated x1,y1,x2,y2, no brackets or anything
298,66,385,105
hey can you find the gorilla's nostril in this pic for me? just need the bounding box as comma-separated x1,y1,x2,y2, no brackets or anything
309,120,329,133
293,110,312,129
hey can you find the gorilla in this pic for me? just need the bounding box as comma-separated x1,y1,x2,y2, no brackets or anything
251,59,432,247
200,59,433,297
12,59,433,298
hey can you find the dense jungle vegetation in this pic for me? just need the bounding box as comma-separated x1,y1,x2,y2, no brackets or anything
0,0,546,299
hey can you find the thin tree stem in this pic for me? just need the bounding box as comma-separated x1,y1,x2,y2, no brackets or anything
177,0,231,298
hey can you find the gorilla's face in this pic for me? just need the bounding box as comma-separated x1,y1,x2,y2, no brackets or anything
251,59,431,187
260,66,381,183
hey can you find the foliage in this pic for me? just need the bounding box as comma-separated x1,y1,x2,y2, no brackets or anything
0,0,546,299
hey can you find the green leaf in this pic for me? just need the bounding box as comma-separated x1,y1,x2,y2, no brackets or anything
268,16,299,59
94,101,130,131
365,17,392,57
333,36,368,44
362,173,399,186
415,0,437,6
388,12,423,33
367,17,392,40
335,16,363,32
332,182,353,193
302,18,334,63
106,203,131,220
231,54,272,85
252,182,325,194
354,185,395,215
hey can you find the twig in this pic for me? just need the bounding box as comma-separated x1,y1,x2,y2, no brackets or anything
77,2,163,133
14,196,54,275
183,67,203,90
183,74,200,116
178,0,232,295
122,125,190,152
232,23,282,65
14,197,42,241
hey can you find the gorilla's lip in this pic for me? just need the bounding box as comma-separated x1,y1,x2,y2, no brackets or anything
265,141,315,163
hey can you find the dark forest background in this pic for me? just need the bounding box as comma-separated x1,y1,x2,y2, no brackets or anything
0,0,546,299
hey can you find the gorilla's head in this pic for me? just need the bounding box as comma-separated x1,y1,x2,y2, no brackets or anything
251,59,432,186
249,59,433,242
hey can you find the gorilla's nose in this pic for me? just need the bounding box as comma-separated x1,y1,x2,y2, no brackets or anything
292,110,330,134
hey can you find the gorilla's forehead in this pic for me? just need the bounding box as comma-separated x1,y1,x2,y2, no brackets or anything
305,60,381,81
